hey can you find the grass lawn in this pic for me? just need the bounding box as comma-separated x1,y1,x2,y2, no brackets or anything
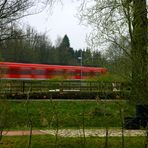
0,99,135,130
0,135,146,148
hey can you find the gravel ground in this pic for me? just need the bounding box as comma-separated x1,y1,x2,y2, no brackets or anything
40,129,146,137
2,129,146,137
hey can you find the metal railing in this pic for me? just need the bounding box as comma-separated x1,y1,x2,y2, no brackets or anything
0,79,130,94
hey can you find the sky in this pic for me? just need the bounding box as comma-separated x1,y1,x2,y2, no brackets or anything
23,1,91,50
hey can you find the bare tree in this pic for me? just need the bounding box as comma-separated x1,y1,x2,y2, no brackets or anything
79,0,148,104
78,0,132,53
0,0,33,41
0,0,58,42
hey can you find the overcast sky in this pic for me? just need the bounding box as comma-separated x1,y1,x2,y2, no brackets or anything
23,1,91,50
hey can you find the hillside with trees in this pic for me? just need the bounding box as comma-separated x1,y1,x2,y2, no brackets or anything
0,26,108,68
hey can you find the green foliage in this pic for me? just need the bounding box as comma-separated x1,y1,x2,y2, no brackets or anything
59,34,70,48
96,73,128,82
87,73,128,82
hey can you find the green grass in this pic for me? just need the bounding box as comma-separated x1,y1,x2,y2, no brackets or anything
0,100,135,130
0,135,146,148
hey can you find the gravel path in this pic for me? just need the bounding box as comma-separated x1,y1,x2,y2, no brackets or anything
2,129,146,137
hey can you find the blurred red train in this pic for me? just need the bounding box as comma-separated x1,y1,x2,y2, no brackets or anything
0,62,107,80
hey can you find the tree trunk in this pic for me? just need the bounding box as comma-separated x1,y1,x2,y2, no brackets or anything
131,0,148,104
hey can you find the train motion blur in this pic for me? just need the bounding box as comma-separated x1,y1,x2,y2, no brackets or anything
0,62,107,80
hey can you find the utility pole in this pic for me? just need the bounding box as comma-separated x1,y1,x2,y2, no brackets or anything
78,50,83,91
78,50,83,79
